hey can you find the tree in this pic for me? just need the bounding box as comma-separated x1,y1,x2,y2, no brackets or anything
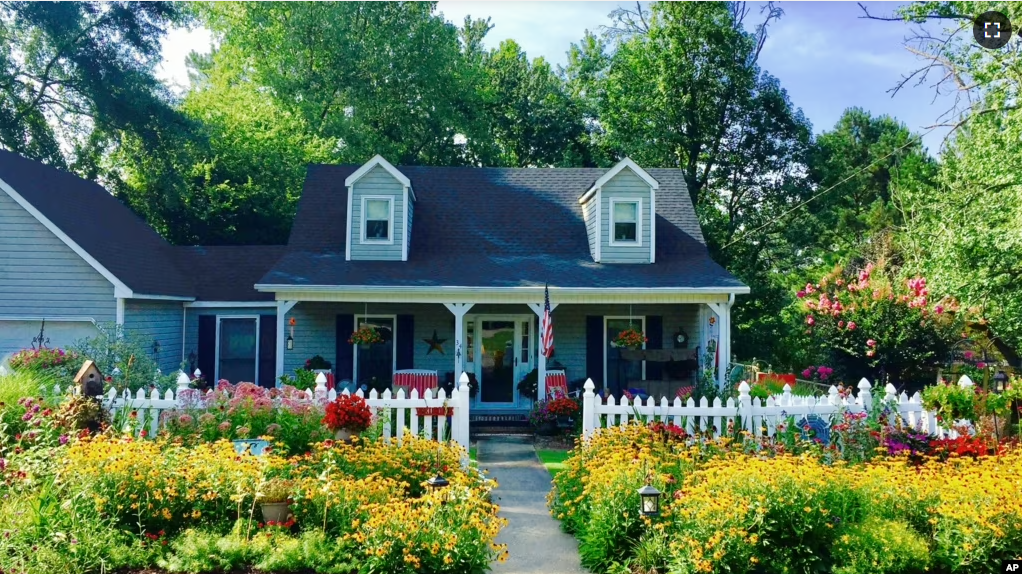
0,1,190,175
870,2,1022,352
807,108,936,267
465,39,594,167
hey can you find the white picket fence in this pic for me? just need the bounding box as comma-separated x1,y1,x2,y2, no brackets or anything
54,372,472,449
581,375,976,440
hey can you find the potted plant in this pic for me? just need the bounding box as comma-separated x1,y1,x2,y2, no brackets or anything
256,477,294,524
613,328,648,350
517,368,538,401
546,396,579,428
529,400,558,436
922,380,976,429
323,394,373,441
349,326,383,347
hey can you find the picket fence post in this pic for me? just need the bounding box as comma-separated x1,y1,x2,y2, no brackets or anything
454,372,471,450
737,381,752,432
858,378,872,411
582,378,597,439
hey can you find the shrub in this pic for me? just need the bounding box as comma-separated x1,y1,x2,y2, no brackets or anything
70,324,178,393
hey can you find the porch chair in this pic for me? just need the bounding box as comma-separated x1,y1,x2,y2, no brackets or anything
545,370,579,399
393,369,439,397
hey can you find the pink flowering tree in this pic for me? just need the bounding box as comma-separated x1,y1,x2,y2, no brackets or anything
796,261,971,387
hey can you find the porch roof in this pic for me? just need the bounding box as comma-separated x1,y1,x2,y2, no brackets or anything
258,164,748,294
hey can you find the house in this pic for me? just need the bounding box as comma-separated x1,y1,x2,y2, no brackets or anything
0,150,748,413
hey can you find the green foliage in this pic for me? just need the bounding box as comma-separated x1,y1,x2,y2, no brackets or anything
831,517,931,574
69,324,178,393
921,382,976,425
0,2,190,174
0,370,47,407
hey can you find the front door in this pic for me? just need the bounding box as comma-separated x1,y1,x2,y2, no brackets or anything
472,316,533,408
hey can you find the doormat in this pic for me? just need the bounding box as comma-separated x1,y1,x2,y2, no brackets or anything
470,414,528,423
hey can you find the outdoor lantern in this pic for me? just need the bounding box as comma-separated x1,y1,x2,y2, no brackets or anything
426,448,450,501
286,334,294,350
637,484,662,517
994,370,1009,392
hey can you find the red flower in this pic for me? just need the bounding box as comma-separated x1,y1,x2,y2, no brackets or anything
323,394,373,433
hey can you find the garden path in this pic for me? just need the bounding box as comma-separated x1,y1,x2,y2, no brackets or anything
478,436,588,574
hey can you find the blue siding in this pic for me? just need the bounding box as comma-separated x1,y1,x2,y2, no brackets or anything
349,166,405,261
600,168,653,264
123,300,185,372
279,302,701,387
0,187,116,320
582,195,598,260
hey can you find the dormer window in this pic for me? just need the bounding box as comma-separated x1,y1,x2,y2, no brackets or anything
611,199,641,245
362,197,393,243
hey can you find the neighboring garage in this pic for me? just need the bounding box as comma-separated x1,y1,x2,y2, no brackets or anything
0,319,100,363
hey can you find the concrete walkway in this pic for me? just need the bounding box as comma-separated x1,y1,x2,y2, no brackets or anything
478,437,588,574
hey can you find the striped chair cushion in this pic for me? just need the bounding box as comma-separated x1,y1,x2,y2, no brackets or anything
393,370,439,396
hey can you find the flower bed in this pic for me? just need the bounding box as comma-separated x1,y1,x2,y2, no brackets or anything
0,372,506,574
550,422,1022,573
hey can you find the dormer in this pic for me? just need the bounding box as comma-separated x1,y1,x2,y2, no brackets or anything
344,155,415,261
579,158,658,264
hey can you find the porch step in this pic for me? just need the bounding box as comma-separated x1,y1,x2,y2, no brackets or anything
470,414,531,437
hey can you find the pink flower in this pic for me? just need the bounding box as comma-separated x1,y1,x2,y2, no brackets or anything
806,316,815,326
847,322,857,331
934,305,944,314
802,368,813,378
866,339,876,347
964,351,974,360
796,290,806,299
838,321,845,329
217,421,231,433
866,350,875,358
977,362,987,370
177,414,194,427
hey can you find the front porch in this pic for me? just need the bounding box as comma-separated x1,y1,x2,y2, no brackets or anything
274,296,734,414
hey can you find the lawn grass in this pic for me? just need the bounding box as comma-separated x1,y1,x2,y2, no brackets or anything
535,448,571,478
469,445,478,462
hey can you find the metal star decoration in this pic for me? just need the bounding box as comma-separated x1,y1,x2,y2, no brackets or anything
423,330,447,355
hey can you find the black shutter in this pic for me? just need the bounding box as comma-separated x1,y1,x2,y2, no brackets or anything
396,315,414,369
258,315,277,388
335,314,354,381
646,315,663,381
585,316,604,388
197,315,216,383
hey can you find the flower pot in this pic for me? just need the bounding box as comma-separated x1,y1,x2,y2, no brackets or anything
260,502,291,524
556,416,573,429
536,420,558,436
335,428,354,442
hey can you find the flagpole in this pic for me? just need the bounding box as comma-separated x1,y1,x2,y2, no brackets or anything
538,283,550,401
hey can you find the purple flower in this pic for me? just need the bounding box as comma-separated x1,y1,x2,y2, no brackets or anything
59,435,69,446
21,412,32,422
0,458,6,471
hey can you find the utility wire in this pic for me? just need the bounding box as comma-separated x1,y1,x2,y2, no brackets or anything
721,124,940,251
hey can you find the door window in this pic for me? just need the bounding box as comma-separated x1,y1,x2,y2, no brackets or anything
218,318,258,384
354,316,395,389
606,318,644,394
480,320,516,403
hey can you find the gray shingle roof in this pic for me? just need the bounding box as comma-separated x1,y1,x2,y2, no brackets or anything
174,245,287,301
0,150,194,297
260,164,746,290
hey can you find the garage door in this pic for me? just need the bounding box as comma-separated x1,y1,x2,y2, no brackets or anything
0,320,99,364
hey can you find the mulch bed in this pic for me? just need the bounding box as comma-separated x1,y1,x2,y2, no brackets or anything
533,435,576,451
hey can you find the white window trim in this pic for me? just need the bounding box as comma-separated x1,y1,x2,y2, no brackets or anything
609,198,643,246
468,314,533,409
215,315,260,384
360,196,395,245
604,315,646,390
353,314,398,385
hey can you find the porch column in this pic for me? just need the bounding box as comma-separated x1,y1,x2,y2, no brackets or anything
527,301,558,400
443,303,474,380
275,300,298,382
706,295,734,391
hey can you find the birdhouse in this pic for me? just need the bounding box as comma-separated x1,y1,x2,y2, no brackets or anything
73,360,104,398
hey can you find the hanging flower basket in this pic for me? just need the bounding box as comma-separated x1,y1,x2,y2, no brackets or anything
348,325,384,346
613,328,648,350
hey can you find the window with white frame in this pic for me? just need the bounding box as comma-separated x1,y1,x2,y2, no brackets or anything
362,197,393,242
611,199,640,244
217,316,259,384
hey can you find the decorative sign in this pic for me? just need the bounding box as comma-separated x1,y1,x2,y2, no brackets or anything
797,414,830,444
422,330,447,355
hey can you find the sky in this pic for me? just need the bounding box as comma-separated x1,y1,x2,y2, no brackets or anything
158,1,957,153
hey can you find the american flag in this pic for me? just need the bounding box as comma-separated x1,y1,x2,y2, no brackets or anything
541,284,554,358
